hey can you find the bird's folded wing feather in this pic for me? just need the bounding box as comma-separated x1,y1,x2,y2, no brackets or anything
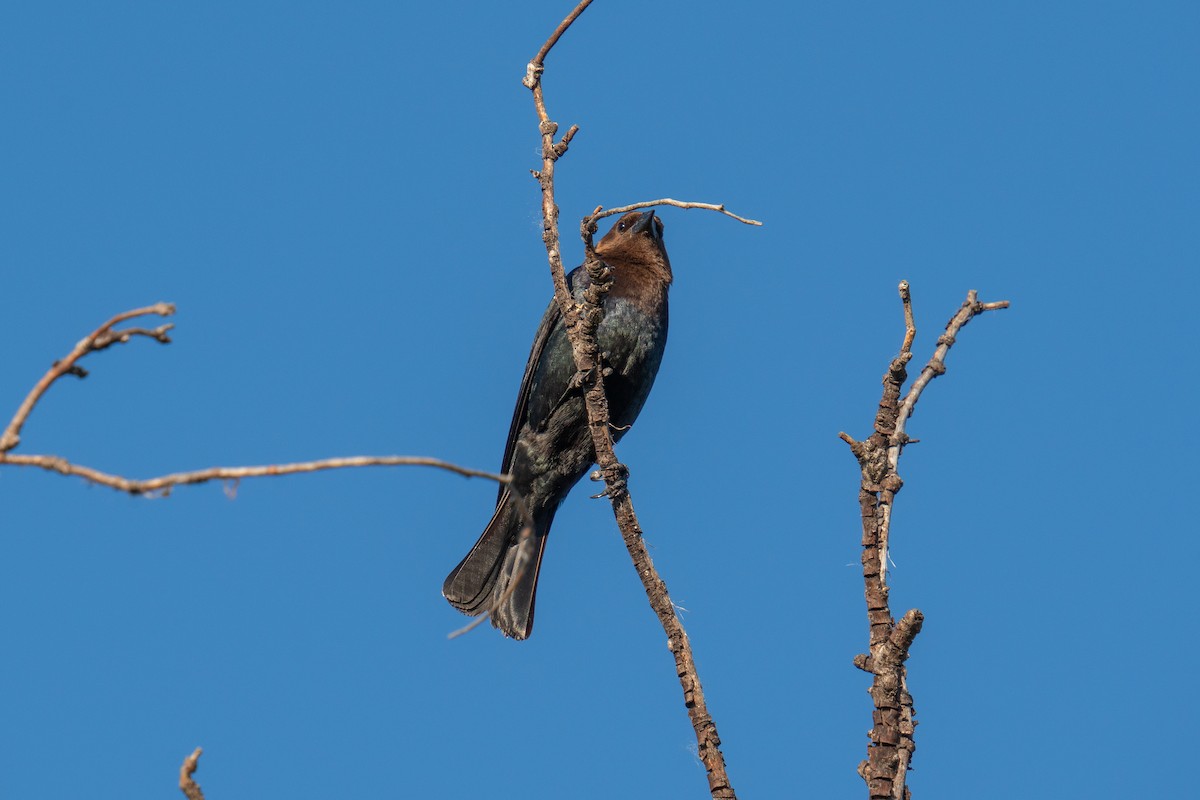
497,290,565,501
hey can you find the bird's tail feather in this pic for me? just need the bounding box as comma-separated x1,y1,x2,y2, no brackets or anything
442,491,552,639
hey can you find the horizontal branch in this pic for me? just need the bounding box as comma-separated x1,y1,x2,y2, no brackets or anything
586,198,762,228
0,452,512,497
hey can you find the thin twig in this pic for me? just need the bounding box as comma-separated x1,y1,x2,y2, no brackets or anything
898,280,915,354
524,5,737,798
1,305,534,529
0,452,517,497
3,305,538,647
526,0,595,77
841,283,1008,799
879,280,915,587
5,446,536,640
587,199,762,228
0,303,175,452
179,748,205,800
889,290,1011,470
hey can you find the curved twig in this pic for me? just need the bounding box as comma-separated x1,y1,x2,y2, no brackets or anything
526,0,595,77
179,748,205,800
0,305,535,538
890,290,1011,470
587,199,762,229
0,303,175,452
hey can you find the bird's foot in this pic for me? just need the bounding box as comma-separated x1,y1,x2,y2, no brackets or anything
589,462,629,499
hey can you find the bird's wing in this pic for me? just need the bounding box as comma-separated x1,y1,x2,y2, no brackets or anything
497,290,565,501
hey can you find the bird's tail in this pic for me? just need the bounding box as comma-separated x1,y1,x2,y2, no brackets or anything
442,490,552,640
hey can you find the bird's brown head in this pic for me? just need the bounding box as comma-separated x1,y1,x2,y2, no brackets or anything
594,210,672,285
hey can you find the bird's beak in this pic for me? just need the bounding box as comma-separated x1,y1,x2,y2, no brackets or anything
630,210,657,237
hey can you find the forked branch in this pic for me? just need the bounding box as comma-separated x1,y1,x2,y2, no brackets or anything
840,282,1008,799
0,303,175,452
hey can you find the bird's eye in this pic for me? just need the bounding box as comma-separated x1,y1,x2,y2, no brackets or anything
617,221,627,232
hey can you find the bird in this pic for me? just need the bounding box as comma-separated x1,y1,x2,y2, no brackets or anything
443,210,672,639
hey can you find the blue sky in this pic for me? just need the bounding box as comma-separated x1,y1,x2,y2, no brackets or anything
2,2,1196,798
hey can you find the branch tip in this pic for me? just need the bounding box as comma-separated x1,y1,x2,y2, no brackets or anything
179,747,205,800
528,0,596,69
586,198,762,228
898,280,916,354
1,303,180,454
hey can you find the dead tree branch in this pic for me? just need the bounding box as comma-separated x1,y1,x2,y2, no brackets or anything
587,198,762,228
840,283,1009,799
0,302,175,453
0,451,515,497
0,306,533,539
523,3,758,797
179,748,205,800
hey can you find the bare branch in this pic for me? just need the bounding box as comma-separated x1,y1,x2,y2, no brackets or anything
179,748,205,800
587,199,762,228
1,303,175,453
3,304,540,646
890,290,1011,469
524,0,596,88
0,451,517,496
1,303,534,535
522,5,744,798
844,284,1008,798
898,280,915,354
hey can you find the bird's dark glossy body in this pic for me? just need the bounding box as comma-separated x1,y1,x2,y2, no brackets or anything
443,211,672,639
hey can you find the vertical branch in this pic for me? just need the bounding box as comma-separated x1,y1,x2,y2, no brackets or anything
522,3,736,797
840,283,1008,799
179,748,205,800
523,1,588,320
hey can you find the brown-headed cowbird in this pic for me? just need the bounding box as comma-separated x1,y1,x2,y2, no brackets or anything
443,210,672,639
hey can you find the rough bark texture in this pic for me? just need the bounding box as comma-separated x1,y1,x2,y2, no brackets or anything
523,2,736,796
179,748,205,800
847,350,922,800
842,285,1008,799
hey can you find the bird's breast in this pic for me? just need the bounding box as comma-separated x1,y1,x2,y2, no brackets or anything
595,295,668,432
